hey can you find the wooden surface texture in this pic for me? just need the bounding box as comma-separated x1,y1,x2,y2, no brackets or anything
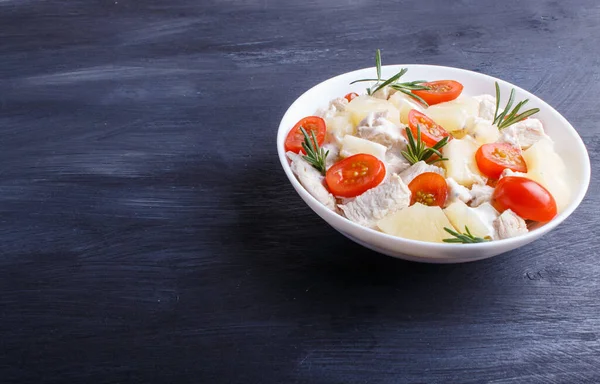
0,0,599,383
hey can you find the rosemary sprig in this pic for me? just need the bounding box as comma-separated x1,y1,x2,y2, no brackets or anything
443,226,490,244
401,125,449,165
492,82,540,130
300,127,328,175
375,47,382,81
389,83,429,105
350,49,431,105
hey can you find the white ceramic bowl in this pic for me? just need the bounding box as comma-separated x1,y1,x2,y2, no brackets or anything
277,65,591,263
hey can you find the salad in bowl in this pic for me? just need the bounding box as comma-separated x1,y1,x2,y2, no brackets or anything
278,50,589,261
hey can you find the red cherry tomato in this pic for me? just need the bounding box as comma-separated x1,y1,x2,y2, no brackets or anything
407,172,448,207
412,80,464,106
325,154,385,198
475,143,528,179
407,109,451,147
284,116,326,154
491,176,557,222
344,92,358,102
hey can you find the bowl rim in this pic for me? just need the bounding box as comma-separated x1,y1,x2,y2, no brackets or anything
277,64,591,253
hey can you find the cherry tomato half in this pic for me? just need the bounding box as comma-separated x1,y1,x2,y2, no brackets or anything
344,92,358,102
408,172,448,207
475,143,528,179
325,154,385,198
412,80,464,106
407,109,451,147
284,116,326,154
491,176,557,222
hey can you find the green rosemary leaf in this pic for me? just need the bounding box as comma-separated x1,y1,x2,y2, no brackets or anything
504,108,540,127
442,226,490,244
371,71,405,95
501,99,527,124
375,49,382,81
395,87,429,106
432,135,450,151
493,87,515,125
401,125,449,165
427,157,448,164
492,81,540,130
300,127,328,175
398,83,430,91
351,50,430,106
494,82,501,122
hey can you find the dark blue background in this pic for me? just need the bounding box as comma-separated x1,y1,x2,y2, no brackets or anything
1,0,599,383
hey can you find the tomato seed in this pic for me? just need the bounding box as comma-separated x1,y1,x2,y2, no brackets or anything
416,191,435,206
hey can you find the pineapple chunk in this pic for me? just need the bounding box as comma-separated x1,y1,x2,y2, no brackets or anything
465,116,499,145
442,136,487,188
377,203,456,243
424,96,479,132
346,95,401,127
325,111,355,144
388,92,425,124
340,135,387,161
443,200,498,240
521,138,571,213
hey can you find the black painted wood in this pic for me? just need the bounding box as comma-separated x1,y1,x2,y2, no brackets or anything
1,0,599,383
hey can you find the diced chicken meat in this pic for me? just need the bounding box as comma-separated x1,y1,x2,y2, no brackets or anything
474,94,497,121
339,174,411,228
470,183,494,207
499,118,549,149
372,86,395,100
499,126,519,148
385,151,411,176
316,105,336,120
399,161,445,185
316,97,349,119
331,97,349,111
493,209,528,239
446,177,472,205
357,111,408,150
287,151,336,211
322,143,340,170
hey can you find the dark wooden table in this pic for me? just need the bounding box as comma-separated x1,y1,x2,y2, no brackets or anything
1,1,599,383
